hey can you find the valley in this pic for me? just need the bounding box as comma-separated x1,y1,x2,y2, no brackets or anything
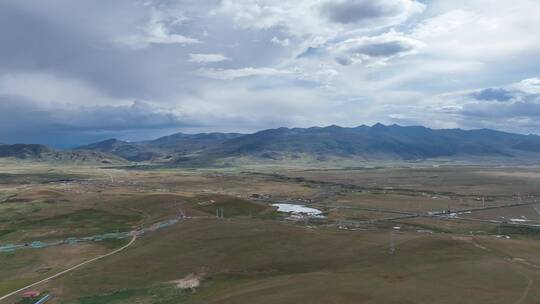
1,160,540,303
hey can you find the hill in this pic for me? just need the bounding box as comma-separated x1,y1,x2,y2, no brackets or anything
8,124,540,165
0,144,127,164
76,139,158,162
76,132,243,162
212,124,540,160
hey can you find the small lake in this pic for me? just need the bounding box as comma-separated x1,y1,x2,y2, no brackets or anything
271,203,323,215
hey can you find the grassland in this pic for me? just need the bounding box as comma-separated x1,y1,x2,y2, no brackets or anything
2,162,540,303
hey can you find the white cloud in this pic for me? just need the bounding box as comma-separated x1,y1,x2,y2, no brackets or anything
3,0,540,145
189,53,230,63
117,6,200,48
217,0,425,40
144,28,200,45
196,67,293,80
411,6,540,60
515,78,540,94
171,83,345,131
271,36,290,47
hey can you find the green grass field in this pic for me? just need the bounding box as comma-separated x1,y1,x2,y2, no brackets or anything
44,218,540,304
2,165,540,303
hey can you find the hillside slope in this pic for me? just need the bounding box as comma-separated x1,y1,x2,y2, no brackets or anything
69,124,540,163
0,144,127,164
76,132,243,162
214,124,540,160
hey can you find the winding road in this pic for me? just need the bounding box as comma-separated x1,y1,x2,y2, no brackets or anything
0,233,137,302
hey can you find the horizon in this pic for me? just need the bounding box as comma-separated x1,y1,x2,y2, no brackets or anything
2,122,539,149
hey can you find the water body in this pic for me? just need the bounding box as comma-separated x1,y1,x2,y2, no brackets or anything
272,203,323,216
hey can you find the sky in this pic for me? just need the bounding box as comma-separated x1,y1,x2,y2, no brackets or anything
1,0,540,147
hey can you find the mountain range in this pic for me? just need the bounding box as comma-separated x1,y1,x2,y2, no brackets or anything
3,124,540,165
0,143,126,164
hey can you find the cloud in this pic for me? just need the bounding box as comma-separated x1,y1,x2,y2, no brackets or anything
445,77,540,133
461,100,540,118
516,78,540,94
320,0,425,25
2,0,540,146
466,78,540,104
271,36,290,47
173,83,346,131
188,53,230,63
331,31,424,65
196,67,293,80
0,72,131,107
143,31,199,45
63,100,190,131
216,0,424,39
411,7,540,60
0,98,193,147
117,6,200,48
470,88,514,102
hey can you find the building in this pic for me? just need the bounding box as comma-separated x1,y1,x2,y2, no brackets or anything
21,290,41,298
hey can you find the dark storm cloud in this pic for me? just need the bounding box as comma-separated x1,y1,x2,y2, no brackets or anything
1,0,539,144
332,32,422,65
320,0,423,26
350,40,415,57
454,79,540,134
460,85,540,119
470,88,514,102
0,0,300,147
0,1,204,100
0,97,193,147
64,101,192,131
461,101,540,118
321,0,402,24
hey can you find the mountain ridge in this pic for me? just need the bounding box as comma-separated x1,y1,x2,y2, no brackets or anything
0,143,127,164
3,124,540,164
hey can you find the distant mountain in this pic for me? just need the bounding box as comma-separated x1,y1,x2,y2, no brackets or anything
0,144,51,158
0,144,126,164
37,124,540,164
76,139,158,162
150,132,243,151
76,132,244,162
212,124,540,160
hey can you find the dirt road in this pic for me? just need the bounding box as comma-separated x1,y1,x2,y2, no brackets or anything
0,233,137,302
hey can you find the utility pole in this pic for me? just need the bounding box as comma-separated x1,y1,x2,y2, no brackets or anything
389,230,395,255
